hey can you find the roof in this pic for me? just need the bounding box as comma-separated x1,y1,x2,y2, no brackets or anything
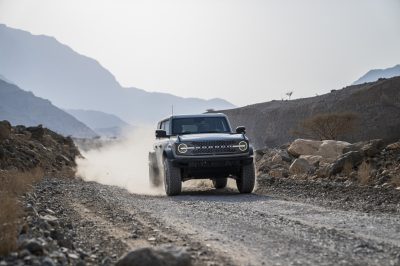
159,113,227,122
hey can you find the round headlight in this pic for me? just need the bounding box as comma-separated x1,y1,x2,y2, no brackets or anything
177,143,188,154
238,141,248,151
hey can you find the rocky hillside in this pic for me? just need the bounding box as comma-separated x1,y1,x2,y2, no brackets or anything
0,120,80,175
218,76,400,148
256,138,400,188
0,24,235,124
0,78,97,138
353,64,400,85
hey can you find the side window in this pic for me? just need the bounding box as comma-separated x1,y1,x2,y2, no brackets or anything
164,120,170,135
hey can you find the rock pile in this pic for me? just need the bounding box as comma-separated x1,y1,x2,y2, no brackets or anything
0,121,80,176
0,181,92,265
256,138,400,188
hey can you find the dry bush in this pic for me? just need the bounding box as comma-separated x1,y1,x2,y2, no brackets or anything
357,161,372,185
0,192,20,255
342,161,354,176
293,112,359,140
0,168,44,255
389,172,400,188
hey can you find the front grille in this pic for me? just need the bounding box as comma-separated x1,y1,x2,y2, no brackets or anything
189,140,239,155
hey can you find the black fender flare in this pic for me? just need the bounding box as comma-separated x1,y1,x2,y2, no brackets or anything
249,146,254,156
163,148,175,160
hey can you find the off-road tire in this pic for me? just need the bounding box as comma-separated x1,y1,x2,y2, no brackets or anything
236,163,255,193
163,159,182,196
212,178,228,189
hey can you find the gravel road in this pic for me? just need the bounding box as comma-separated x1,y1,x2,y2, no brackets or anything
32,177,400,266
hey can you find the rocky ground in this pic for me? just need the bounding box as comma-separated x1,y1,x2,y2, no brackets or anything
0,177,207,266
1,121,400,265
2,177,400,265
255,138,400,213
255,138,400,189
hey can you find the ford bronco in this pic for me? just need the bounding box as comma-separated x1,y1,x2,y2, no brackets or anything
148,114,255,196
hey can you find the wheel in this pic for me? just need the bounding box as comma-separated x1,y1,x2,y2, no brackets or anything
149,164,162,187
212,178,227,189
236,163,255,193
163,159,182,196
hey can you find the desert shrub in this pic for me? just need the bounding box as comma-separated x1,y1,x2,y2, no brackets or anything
0,168,43,255
342,161,354,176
0,192,20,255
293,112,359,140
357,161,372,185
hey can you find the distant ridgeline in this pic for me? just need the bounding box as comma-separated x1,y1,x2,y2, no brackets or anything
0,24,235,125
217,77,400,148
353,64,400,85
0,78,97,138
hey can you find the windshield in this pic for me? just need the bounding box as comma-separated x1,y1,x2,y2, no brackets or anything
171,117,231,135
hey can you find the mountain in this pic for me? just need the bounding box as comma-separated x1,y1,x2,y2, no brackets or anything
65,109,130,137
216,77,400,148
0,78,97,138
0,73,14,84
0,24,235,125
353,64,400,85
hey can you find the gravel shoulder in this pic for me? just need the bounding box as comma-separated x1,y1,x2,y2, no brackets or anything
256,175,400,213
14,176,400,266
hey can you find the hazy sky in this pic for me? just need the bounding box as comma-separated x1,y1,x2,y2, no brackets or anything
1,0,399,106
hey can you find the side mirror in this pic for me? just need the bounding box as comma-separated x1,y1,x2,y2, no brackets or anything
155,129,167,138
236,126,246,134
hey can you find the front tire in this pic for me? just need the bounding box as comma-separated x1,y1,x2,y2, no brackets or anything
236,163,255,193
212,178,227,189
163,159,182,196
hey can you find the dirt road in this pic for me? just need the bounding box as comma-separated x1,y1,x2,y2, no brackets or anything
35,178,400,265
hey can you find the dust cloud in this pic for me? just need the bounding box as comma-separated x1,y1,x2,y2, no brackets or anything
75,127,164,195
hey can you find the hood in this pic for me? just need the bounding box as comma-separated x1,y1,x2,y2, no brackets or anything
178,133,245,142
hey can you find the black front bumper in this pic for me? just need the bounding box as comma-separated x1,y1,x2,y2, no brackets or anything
171,155,253,167
171,155,253,179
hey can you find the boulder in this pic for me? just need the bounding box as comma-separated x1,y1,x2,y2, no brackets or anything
317,140,350,158
0,120,12,141
288,139,322,157
287,139,350,159
277,150,292,163
116,246,191,266
299,155,323,166
20,239,44,256
328,151,364,176
26,125,44,140
343,142,363,153
386,142,400,151
315,163,330,178
289,158,313,175
361,139,384,157
271,154,282,164
269,168,289,178
343,139,384,157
